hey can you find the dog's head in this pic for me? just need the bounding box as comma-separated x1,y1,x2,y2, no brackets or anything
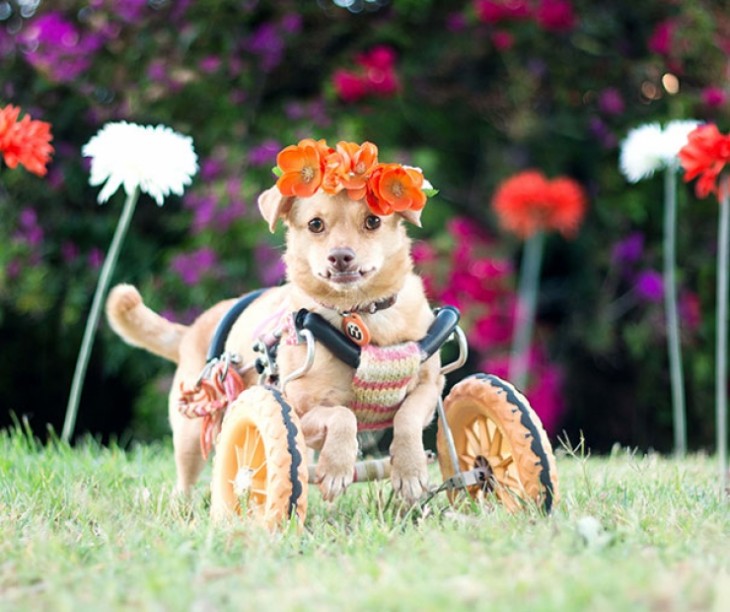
258,187,421,308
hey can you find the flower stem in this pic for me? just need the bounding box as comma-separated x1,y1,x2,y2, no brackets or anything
509,230,545,391
663,167,687,456
717,179,729,492
62,188,140,443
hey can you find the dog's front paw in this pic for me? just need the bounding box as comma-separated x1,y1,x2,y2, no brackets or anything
390,436,429,504
315,445,356,502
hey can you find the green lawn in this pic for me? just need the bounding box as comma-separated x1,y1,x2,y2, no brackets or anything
1,424,729,611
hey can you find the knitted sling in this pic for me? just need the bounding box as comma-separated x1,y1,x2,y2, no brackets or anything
350,342,423,431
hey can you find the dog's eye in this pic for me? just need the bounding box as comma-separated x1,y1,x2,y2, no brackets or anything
364,215,381,231
308,218,325,233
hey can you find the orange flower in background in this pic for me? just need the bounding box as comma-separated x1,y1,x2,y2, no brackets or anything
276,139,326,198
366,162,426,215
678,123,730,199
0,104,54,176
492,170,587,239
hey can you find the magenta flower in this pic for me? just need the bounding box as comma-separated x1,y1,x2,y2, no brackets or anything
333,69,368,103
474,0,531,24
535,0,577,32
701,87,728,109
636,270,664,303
648,20,675,55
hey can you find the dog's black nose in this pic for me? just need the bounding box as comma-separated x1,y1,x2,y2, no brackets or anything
328,247,356,271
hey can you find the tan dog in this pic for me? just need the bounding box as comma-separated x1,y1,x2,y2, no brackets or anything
107,187,444,503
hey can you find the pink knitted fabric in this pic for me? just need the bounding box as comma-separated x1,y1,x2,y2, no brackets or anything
351,342,422,431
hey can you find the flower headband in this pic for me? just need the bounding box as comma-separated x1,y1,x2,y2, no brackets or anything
273,138,436,217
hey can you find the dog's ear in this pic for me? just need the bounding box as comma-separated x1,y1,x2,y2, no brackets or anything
398,209,423,227
258,187,294,232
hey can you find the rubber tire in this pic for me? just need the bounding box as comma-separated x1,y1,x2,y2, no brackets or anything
437,374,559,513
210,385,308,530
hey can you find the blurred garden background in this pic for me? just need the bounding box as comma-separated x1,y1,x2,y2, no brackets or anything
1,0,728,453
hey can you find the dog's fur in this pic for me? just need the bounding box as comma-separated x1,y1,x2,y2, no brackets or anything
106,187,444,502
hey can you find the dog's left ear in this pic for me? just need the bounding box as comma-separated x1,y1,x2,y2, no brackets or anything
258,187,294,232
398,209,422,227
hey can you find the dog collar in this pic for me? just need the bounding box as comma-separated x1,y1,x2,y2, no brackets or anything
319,294,397,317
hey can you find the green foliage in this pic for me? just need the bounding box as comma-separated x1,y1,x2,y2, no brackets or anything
1,0,729,449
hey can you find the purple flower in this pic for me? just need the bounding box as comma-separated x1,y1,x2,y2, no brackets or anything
171,248,218,286
598,88,625,116
88,248,104,270
199,157,224,181
183,193,218,234
636,270,664,303
107,0,148,23
246,23,284,72
5,259,22,280
280,13,303,34
611,232,644,268
255,242,285,287
19,12,103,83
446,12,468,32
248,139,281,167
61,241,80,263
198,55,221,74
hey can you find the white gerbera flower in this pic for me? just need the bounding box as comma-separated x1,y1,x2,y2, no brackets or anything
619,120,701,183
83,121,198,204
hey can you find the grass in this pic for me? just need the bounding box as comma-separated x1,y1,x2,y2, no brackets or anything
2,423,730,612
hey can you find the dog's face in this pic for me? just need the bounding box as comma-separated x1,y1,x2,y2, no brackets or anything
258,188,417,307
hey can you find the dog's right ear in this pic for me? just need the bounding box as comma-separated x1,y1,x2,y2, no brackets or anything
258,187,294,232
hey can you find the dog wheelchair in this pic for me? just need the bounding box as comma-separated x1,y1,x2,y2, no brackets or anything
202,296,559,530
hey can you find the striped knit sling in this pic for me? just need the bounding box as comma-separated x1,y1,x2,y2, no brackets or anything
350,342,423,431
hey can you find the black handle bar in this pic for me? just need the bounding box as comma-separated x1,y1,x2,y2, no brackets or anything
294,305,461,369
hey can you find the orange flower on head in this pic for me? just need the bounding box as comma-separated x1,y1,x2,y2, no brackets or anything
492,170,587,239
678,123,730,199
0,104,54,177
338,141,378,200
276,139,326,198
366,162,426,216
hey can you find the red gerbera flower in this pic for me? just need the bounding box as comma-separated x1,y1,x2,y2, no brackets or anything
678,123,730,199
492,170,587,239
0,104,54,177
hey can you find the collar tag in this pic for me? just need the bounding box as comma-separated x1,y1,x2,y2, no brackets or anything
342,312,371,347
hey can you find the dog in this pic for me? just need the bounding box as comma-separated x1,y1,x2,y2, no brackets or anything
106,160,443,504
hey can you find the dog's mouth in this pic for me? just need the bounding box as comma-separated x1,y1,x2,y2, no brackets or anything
320,267,375,285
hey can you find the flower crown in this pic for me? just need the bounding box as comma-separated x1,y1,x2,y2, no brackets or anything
273,138,436,216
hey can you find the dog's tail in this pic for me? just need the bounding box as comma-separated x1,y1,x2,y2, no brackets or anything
106,284,187,364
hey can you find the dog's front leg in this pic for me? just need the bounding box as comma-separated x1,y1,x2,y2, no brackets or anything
300,406,358,502
390,362,443,503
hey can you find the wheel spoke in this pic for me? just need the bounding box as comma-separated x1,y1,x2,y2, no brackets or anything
240,430,263,467
476,417,491,447
459,452,476,467
464,423,482,454
490,427,503,456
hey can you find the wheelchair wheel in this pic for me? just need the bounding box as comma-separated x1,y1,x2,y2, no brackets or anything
436,373,558,513
210,385,308,529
